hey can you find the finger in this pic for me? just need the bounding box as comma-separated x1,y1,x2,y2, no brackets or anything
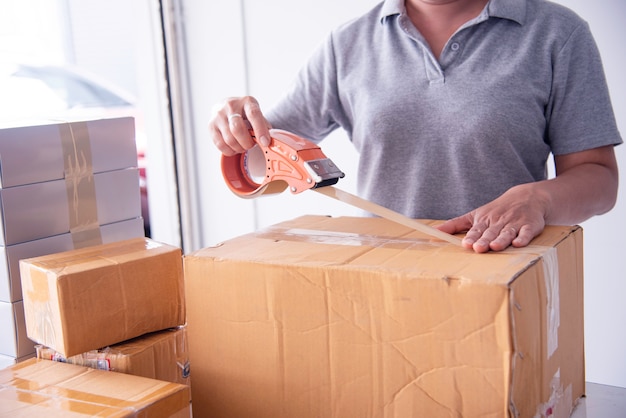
436,215,472,235
488,225,519,252
226,115,256,149
208,119,236,156
222,101,257,151
209,100,247,155
511,224,538,248
460,221,489,250
465,224,509,253
241,98,272,146
208,112,247,156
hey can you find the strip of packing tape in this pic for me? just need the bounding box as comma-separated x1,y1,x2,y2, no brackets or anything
256,226,451,249
59,122,103,248
534,369,573,418
543,247,560,359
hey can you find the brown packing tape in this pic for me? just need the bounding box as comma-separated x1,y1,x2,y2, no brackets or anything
59,122,103,248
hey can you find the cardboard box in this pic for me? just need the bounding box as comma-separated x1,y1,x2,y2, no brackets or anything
183,215,584,418
1,217,145,303
36,326,190,386
20,238,186,358
0,358,191,417
0,167,141,246
0,117,137,189
0,219,145,363
0,300,32,358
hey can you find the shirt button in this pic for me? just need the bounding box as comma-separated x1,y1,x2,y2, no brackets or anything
450,42,460,51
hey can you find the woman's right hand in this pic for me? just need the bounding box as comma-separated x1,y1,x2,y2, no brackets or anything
208,96,272,156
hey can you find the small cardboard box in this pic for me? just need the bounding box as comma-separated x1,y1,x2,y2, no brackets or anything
183,215,584,418
36,326,191,386
20,238,186,358
0,358,191,417
1,217,145,303
0,167,141,246
0,117,137,189
0,219,145,363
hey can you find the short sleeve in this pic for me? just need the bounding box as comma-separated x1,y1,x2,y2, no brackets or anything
265,34,345,143
546,21,622,155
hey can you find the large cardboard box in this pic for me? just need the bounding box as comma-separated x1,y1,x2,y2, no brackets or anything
1,217,144,303
0,358,191,417
20,238,186,358
36,326,191,386
0,117,136,189
0,167,141,246
183,215,584,418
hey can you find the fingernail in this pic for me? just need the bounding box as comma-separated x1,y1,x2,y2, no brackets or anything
260,135,271,147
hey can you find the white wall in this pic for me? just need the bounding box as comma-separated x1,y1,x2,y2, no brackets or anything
551,0,626,388
182,0,626,388
182,0,373,249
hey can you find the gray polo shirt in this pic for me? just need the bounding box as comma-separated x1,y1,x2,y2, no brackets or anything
266,0,622,220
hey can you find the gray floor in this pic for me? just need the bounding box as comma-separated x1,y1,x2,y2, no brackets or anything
571,383,626,418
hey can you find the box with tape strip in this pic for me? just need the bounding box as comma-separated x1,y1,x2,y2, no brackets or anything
19,237,186,358
0,117,137,189
36,326,191,386
0,116,141,247
184,215,584,418
0,358,191,417
0,117,145,364
0,218,145,362
0,167,141,246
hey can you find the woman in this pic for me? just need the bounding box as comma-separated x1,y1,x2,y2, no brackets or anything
209,0,621,252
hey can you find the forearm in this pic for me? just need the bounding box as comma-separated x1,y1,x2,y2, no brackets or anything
537,161,618,225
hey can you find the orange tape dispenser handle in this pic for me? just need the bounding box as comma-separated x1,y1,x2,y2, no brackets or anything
221,126,345,198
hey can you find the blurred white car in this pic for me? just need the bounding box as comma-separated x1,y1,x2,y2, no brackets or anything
0,62,150,235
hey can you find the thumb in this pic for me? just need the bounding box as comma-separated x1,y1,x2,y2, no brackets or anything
436,215,472,235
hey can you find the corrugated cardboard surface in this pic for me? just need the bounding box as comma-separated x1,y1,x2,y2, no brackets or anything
183,215,584,418
0,358,191,417
20,238,186,358
37,326,191,386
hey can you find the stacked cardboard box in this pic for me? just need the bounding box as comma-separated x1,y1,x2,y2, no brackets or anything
0,358,190,417
19,237,186,357
35,326,190,386
184,215,585,418
0,117,144,367
16,237,189,415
